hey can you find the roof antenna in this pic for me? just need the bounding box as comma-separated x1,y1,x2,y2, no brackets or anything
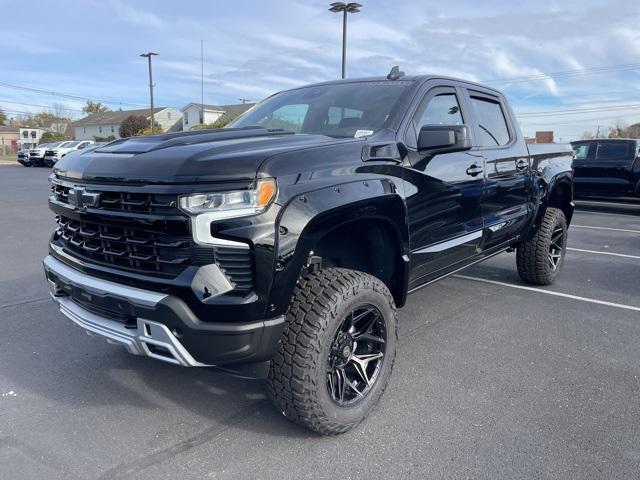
387,65,405,80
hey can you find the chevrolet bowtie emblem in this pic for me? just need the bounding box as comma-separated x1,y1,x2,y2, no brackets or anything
68,187,101,209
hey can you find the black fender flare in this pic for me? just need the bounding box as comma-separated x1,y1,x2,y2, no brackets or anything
266,178,410,315
525,169,574,241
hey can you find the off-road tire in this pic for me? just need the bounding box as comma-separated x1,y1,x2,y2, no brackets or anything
267,268,397,435
516,207,567,285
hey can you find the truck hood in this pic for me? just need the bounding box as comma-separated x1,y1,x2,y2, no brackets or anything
53,127,354,185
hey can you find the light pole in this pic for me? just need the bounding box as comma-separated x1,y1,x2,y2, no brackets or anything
328,2,362,79
140,52,158,131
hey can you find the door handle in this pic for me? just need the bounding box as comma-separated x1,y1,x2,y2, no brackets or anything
466,164,484,177
515,158,529,171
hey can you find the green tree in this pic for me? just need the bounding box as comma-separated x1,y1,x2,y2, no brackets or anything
93,135,116,142
39,131,69,144
140,124,164,135
119,115,148,138
0,108,6,125
82,100,111,114
191,111,244,130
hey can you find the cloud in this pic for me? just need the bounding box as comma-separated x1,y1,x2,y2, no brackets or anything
108,0,165,28
1,0,640,139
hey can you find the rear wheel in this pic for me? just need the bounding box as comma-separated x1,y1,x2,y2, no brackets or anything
516,207,567,285
267,268,397,435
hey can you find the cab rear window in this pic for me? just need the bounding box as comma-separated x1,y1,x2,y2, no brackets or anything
595,141,630,160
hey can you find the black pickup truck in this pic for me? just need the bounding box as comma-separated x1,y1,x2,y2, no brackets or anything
571,138,640,198
43,70,574,435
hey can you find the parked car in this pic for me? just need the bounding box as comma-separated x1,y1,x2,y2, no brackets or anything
29,141,65,167
571,138,640,198
43,70,574,435
17,149,31,167
44,140,94,167
59,142,106,161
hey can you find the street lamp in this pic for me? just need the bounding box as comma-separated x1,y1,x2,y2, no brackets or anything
328,2,362,79
140,52,159,131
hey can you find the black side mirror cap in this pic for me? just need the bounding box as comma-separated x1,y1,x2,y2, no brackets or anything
417,124,472,155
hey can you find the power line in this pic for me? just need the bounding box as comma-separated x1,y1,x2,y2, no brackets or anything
484,62,640,85
0,80,147,108
517,103,640,117
0,99,84,113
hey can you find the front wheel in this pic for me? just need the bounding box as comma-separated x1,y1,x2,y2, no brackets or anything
516,207,568,285
267,268,397,435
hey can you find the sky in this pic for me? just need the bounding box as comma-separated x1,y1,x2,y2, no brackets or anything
2,0,640,141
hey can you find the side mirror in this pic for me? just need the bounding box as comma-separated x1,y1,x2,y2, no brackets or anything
417,124,472,155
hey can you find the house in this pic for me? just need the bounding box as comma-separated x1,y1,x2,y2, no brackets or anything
181,102,255,131
18,127,44,150
0,125,20,154
72,107,182,140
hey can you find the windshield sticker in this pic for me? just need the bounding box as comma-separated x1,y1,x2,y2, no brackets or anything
354,130,374,138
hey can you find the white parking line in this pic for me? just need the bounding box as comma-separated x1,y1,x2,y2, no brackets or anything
575,210,640,219
567,247,640,260
454,275,640,312
571,224,640,234
575,199,640,206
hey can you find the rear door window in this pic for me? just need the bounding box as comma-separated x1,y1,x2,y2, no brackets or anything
469,95,511,147
595,141,630,161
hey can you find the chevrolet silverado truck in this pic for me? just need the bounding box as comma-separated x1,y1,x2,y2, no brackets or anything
30,141,67,167
43,70,574,435
571,138,640,198
44,140,94,167
17,148,31,167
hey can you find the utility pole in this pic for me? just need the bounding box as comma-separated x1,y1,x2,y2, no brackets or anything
329,3,362,79
238,98,252,104
140,52,158,131
201,40,204,123
595,125,601,138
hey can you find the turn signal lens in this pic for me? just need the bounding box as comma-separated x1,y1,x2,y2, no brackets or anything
256,178,277,208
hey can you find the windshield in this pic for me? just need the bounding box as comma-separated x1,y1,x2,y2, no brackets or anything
61,141,80,148
229,81,412,138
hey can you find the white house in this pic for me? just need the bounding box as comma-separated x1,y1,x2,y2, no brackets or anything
18,127,44,149
181,103,255,131
72,107,182,140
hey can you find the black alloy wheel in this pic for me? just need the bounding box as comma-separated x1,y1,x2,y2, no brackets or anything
327,304,387,406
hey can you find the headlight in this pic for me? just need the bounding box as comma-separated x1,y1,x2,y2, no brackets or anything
179,178,277,219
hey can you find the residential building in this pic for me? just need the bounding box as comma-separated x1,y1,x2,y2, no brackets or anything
0,125,20,154
72,107,182,140
18,127,44,150
181,102,255,130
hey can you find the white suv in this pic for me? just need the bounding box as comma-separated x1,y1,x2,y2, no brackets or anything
44,141,94,167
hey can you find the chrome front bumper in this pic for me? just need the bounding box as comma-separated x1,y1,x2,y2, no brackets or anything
43,255,209,367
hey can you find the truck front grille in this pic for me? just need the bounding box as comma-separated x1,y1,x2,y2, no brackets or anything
49,179,255,291
52,183,178,216
55,216,206,277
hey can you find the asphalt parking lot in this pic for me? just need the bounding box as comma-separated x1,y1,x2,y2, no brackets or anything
1,166,639,479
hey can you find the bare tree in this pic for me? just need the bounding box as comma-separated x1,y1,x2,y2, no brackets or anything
624,123,640,138
608,119,627,138
581,131,596,140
